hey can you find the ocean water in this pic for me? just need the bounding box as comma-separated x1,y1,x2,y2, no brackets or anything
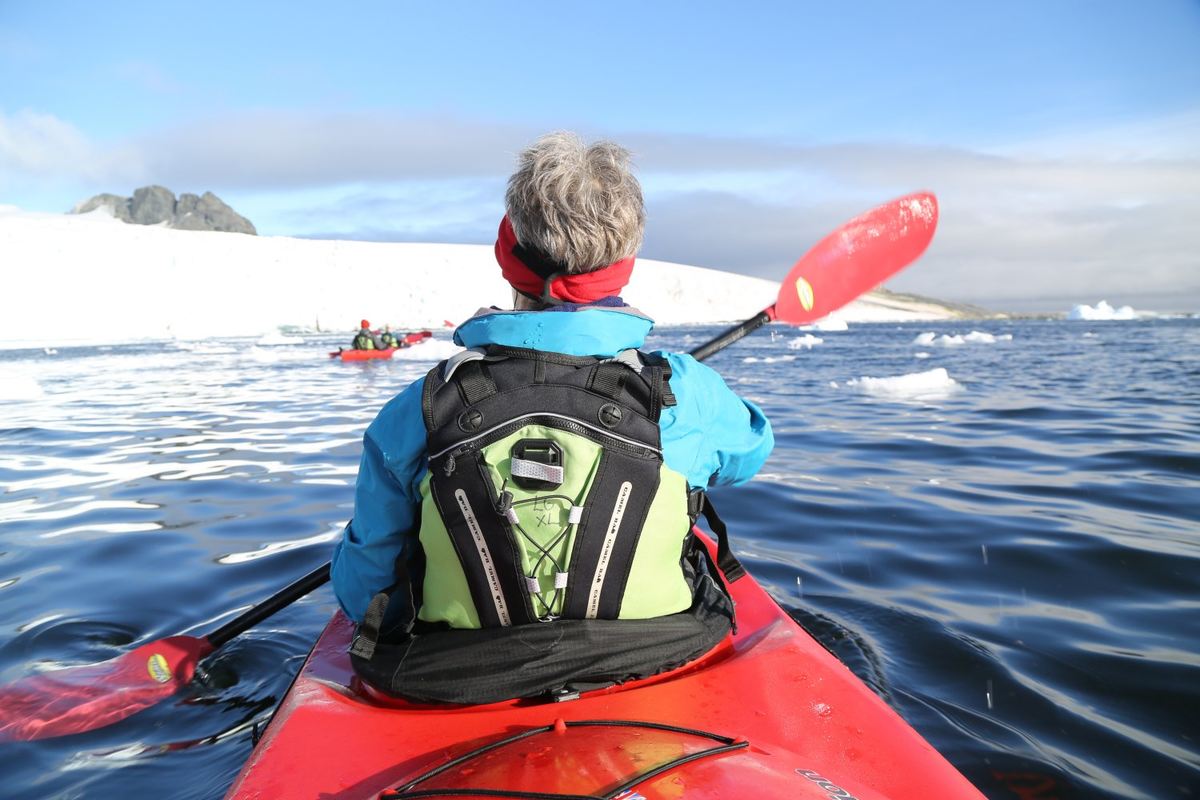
0,318,1196,799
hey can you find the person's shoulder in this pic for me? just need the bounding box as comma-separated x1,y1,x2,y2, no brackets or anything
367,375,428,432
648,349,749,413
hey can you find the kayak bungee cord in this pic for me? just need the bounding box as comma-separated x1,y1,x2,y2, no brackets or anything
383,719,749,800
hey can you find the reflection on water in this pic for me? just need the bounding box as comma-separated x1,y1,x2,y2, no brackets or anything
1,320,1198,799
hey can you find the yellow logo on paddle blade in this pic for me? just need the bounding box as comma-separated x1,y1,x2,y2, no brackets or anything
795,277,815,312
147,653,171,683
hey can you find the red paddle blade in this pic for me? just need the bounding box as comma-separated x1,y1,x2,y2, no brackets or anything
0,635,212,742
773,192,939,325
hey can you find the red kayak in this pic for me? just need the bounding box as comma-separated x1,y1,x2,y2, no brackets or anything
333,348,397,361
225,534,984,799
330,331,433,361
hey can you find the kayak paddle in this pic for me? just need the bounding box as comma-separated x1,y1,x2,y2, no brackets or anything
0,191,937,742
0,563,329,742
690,191,939,360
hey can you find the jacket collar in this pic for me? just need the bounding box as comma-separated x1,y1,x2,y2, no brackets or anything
453,306,655,357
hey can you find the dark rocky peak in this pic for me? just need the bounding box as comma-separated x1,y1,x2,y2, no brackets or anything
72,186,256,235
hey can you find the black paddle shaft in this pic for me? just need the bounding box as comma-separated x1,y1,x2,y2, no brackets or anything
202,310,772,649
206,562,332,648
688,310,773,362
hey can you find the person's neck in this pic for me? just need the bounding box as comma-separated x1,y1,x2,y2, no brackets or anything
511,292,543,311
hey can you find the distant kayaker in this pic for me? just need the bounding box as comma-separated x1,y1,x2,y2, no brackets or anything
351,319,386,350
379,325,407,349
331,132,774,702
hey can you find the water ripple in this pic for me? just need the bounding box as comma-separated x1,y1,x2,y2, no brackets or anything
0,323,1197,799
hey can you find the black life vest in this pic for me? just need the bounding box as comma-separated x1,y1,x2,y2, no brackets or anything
416,345,694,628
348,345,742,704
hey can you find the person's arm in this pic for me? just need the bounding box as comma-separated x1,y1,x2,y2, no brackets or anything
330,377,428,621
658,352,774,488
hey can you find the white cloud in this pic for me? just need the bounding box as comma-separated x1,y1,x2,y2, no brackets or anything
992,109,1200,161
2,108,1197,309
133,111,535,188
0,109,98,177
0,108,144,185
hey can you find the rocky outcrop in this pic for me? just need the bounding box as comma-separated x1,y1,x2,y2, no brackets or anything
74,193,134,223
71,186,256,235
172,192,256,233
130,186,177,226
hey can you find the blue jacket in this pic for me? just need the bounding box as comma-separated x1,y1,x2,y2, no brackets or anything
331,306,774,621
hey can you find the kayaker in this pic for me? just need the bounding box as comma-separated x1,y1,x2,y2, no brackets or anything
351,319,386,350
379,325,401,349
331,132,773,702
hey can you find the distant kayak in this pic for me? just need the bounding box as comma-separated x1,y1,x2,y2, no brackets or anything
333,348,396,361
225,532,986,800
329,330,432,361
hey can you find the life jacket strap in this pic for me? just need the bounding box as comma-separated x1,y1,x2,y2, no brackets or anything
510,455,565,485
601,349,645,373
455,360,498,406
587,361,630,399
350,591,390,660
441,347,490,381
691,490,747,584
637,350,677,410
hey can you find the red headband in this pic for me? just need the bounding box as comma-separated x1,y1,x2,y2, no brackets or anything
495,217,635,305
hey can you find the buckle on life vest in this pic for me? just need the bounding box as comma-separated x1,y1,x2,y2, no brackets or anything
511,439,564,490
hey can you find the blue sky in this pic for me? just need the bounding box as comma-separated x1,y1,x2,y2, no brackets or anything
2,1,1198,310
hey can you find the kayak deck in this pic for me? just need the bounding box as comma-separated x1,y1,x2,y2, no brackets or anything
226,538,985,799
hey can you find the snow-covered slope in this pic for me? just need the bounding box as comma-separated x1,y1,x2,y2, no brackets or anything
0,207,962,348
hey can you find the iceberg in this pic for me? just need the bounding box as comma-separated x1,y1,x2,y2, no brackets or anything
1067,301,1137,321
787,334,825,350
846,367,962,402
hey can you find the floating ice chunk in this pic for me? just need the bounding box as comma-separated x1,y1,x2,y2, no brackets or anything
914,351,931,359
743,355,797,364
913,330,1011,346
1067,300,1137,321
963,331,1013,343
787,334,824,350
846,367,962,402
0,371,43,400
801,317,849,332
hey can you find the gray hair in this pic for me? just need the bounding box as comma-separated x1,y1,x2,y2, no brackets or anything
505,132,645,274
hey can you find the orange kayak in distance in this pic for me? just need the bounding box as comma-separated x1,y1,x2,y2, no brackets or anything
329,331,433,361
